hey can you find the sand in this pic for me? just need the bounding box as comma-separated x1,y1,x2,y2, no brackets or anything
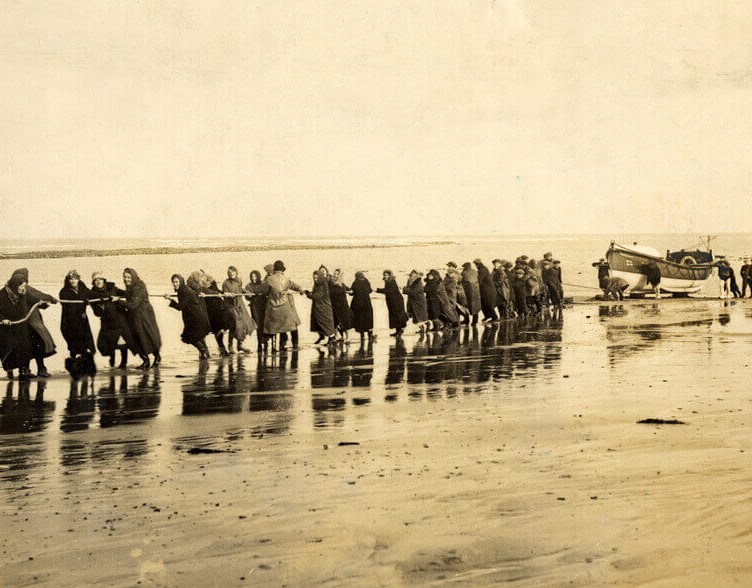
2,298,752,586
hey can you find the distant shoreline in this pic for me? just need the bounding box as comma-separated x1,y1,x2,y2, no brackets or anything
0,240,458,260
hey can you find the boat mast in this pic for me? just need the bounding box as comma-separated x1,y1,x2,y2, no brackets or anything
700,235,716,253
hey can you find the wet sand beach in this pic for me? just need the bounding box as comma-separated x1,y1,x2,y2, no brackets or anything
3,297,752,586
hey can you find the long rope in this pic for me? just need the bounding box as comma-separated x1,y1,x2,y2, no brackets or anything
0,301,44,326
563,281,602,291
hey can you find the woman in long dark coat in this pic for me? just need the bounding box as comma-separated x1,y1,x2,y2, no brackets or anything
349,271,374,342
376,270,407,337
119,268,162,369
189,270,236,356
222,266,256,353
445,264,469,325
90,271,133,368
59,270,96,358
306,269,336,344
402,270,428,330
166,274,211,358
461,262,482,326
473,259,498,322
0,274,47,380
7,268,57,377
426,269,458,328
329,269,354,342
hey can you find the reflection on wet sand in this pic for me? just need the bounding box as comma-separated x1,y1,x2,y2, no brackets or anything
602,303,715,366
0,380,54,482
61,373,161,432
0,315,565,478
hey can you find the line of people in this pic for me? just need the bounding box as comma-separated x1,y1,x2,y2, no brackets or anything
0,253,564,378
378,255,564,336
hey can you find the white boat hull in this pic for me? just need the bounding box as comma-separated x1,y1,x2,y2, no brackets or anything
611,269,707,294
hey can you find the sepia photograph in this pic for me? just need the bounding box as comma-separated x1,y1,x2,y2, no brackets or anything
2,1,752,585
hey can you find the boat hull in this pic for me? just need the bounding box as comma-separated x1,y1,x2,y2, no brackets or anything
606,244,714,294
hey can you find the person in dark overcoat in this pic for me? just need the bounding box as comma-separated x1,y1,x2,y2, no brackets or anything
305,269,336,344
90,271,134,368
329,269,354,342
349,271,374,342
166,274,211,358
59,269,96,358
0,274,49,380
473,258,498,322
460,262,482,325
402,270,428,330
492,259,511,319
542,260,563,309
119,268,162,369
7,268,57,377
188,270,236,356
510,267,529,317
444,264,468,324
426,269,457,327
376,270,407,337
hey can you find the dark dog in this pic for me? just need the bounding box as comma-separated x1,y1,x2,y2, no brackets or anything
65,354,97,378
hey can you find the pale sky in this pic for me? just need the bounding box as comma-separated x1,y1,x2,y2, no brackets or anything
1,1,751,239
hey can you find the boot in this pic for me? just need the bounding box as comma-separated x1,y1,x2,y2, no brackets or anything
137,354,150,369
109,354,116,367
152,353,161,367
19,367,31,381
215,334,229,356
227,337,235,354
6,370,13,380
36,360,50,378
118,346,128,369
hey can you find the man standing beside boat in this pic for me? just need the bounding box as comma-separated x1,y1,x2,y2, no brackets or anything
741,258,752,298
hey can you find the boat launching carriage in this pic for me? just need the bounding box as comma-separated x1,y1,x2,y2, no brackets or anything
606,241,716,296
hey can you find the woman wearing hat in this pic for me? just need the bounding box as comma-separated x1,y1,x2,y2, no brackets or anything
59,269,96,359
90,271,134,368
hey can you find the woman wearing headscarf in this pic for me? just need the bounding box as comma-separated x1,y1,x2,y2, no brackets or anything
460,262,482,326
376,270,407,337
0,274,49,380
166,274,211,358
305,269,337,345
6,268,57,377
349,271,374,342
473,258,498,322
119,268,162,369
222,266,256,353
402,270,428,331
59,269,96,358
329,269,354,342
189,270,236,356
245,270,268,352
90,271,133,368
426,269,458,329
